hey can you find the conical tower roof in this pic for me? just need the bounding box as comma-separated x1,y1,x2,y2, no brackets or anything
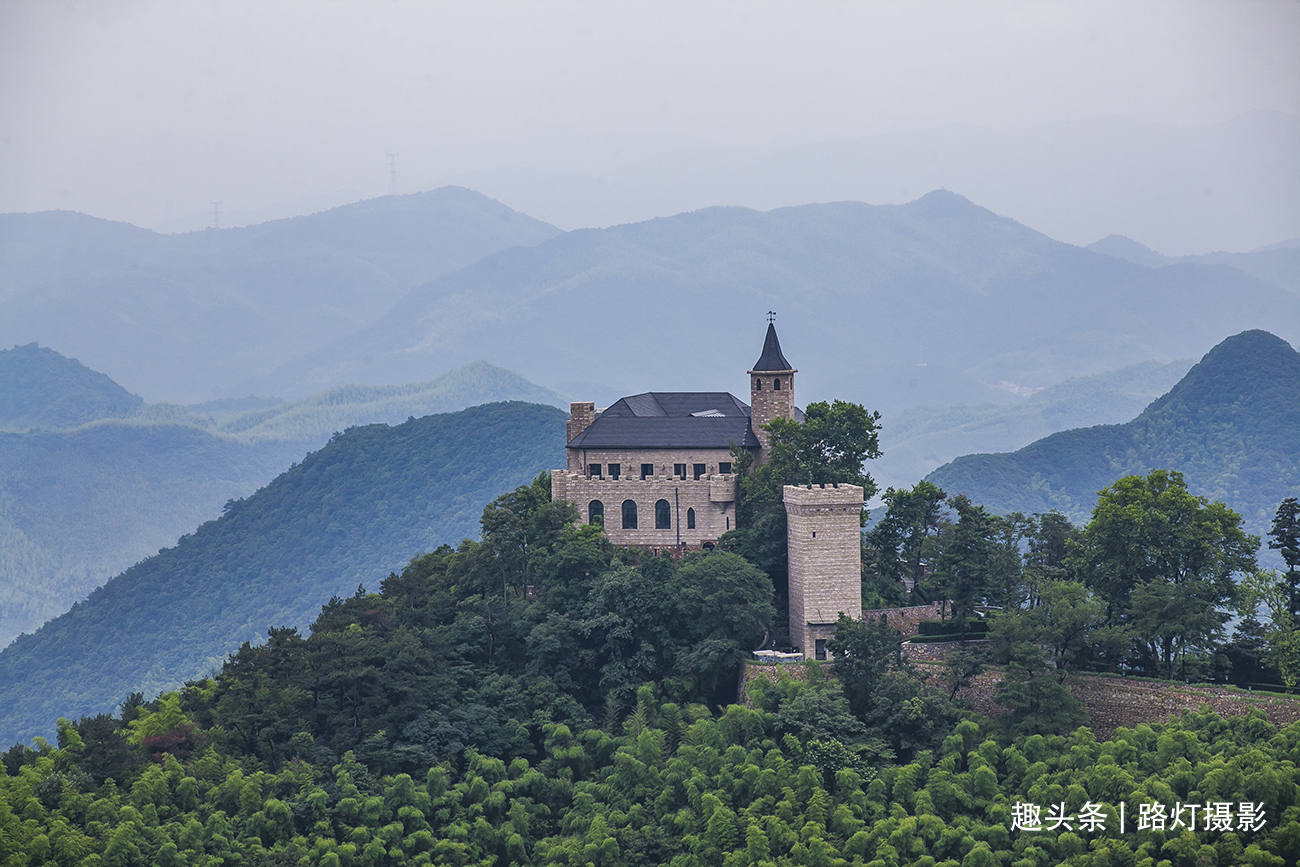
751,323,793,371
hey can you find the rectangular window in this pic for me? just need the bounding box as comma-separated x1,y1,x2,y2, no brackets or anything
815,639,827,661
693,463,706,480
674,463,686,478
588,463,601,478
608,463,620,480
719,462,732,474
641,463,654,480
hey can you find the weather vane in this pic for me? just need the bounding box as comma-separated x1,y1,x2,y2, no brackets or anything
766,310,776,323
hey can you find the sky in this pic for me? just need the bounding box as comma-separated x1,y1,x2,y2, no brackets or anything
2,0,1298,252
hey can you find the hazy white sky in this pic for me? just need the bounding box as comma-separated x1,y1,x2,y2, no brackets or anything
2,0,1298,241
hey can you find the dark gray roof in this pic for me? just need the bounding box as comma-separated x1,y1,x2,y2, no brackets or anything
752,323,793,371
567,392,763,450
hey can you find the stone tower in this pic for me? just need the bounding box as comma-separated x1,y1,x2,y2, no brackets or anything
784,483,864,659
748,323,797,458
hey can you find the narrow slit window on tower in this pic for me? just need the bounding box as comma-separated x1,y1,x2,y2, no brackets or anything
641,463,653,480
773,378,781,390
815,639,827,661
726,516,730,530
674,463,686,478
608,463,620,480
588,500,604,525
755,379,762,390
621,499,637,529
655,499,671,529
693,463,706,480
588,463,601,478
687,508,696,529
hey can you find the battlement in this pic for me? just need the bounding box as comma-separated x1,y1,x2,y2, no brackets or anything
781,482,864,507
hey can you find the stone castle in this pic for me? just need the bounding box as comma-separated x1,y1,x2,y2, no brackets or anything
551,323,862,658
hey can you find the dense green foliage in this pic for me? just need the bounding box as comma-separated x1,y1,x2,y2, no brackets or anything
723,400,881,593
3,688,1297,866
0,347,567,648
927,330,1300,549
0,402,567,745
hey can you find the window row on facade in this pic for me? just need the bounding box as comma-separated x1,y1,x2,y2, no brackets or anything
754,377,784,390
587,499,699,530
585,462,731,480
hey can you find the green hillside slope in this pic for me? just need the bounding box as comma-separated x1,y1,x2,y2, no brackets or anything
0,401,566,745
926,330,1300,536
0,343,143,430
0,188,561,401
263,191,1300,415
874,358,1193,489
0,350,569,648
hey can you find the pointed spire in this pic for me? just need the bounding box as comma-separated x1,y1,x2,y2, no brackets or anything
752,322,792,371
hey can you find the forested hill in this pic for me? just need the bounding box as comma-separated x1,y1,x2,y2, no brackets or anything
0,343,143,430
0,187,561,401
926,330,1300,533
0,401,566,745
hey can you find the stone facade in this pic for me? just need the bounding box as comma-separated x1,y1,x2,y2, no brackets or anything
784,483,864,659
551,469,738,549
748,367,796,454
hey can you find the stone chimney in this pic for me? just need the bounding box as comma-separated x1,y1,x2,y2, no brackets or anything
567,402,595,444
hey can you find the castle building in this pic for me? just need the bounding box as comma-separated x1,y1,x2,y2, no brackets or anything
552,323,863,658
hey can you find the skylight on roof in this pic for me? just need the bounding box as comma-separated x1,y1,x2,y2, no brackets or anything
690,409,725,418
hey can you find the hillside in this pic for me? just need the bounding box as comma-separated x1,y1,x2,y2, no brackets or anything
0,342,143,431
0,188,562,402
873,358,1193,489
0,351,569,648
0,401,567,744
926,330,1300,535
258,191,1300,415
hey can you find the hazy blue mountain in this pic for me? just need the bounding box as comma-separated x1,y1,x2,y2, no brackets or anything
213,360,568,443
0,424,301,649
0,188,562,402
1087,234,1300,295
0,343,144,431
0,349,568,648
0,401,567,744
925,330,1300,540
872,358,1194,490
258,191,1300,417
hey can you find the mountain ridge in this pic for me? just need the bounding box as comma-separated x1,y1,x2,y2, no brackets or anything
925,330,1300,538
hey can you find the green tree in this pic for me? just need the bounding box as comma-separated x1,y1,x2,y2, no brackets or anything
1268,497,1300,619
923,495,1019,632
1071,469,1258,677
865,481,947,602
724,399,881,582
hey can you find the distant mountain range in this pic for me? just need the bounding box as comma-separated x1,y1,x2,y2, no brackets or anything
0,343,567,647
873,358,1194,490
7,187,1300,419
254,190,1300,418
926,330,1300,542
0,188,561,402
0,400,568,745
1087,234,1300,296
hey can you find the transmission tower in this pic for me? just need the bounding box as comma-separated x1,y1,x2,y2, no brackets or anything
210,202,222,229
387,154,398,196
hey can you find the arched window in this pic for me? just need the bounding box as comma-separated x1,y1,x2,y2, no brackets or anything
702,542,715,551
655,499,671,529
621,499,637,529
687,508,696,529
755,379,762,390
773,378,781,390
588,500,604,526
